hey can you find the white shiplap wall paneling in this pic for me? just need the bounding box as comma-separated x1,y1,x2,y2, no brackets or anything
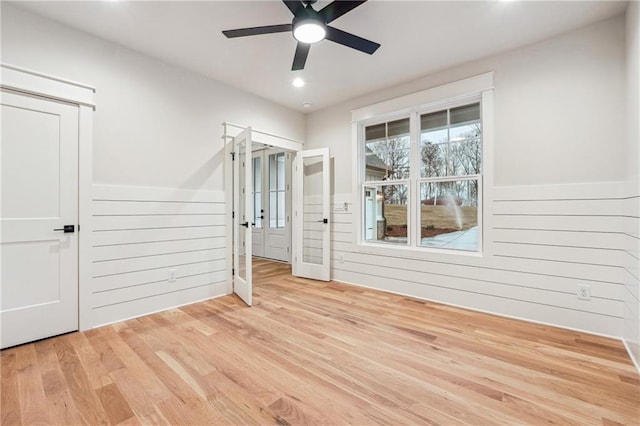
328,183,631,338
89,185,229,327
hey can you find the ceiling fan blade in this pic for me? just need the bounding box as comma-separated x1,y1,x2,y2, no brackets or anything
292,42,310,71
283,0,305,16
319,1,367,24
325,26,380,54
222,24,292,38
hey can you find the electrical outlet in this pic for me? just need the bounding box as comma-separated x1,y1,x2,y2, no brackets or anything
168,269,177,283
577,284,591,300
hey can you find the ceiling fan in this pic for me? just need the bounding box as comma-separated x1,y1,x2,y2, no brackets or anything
222,0,380,71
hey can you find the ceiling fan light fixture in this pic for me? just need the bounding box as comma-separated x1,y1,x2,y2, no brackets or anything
293,19,326,44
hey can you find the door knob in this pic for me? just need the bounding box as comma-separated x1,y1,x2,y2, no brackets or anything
53,225,75,233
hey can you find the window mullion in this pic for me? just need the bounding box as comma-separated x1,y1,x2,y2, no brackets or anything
410,110,420,248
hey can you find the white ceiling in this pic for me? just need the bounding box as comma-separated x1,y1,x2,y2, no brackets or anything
12,0,627,113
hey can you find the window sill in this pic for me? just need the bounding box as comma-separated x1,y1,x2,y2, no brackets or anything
355,240,485,264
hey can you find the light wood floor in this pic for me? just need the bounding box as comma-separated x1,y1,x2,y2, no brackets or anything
2,258,639,425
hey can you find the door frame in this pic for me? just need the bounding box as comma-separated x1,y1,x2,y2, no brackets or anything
223,122,303,294
1,63,95,331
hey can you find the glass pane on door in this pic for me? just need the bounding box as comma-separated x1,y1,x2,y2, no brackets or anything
237,141,247,282
252,156,262,228
302,154,324,264
269,152,286,229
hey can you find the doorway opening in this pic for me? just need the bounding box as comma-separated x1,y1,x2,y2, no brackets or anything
222,123,330,307
251,148,292,263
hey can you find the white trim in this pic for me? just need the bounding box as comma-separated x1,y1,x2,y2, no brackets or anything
480,89,494,256
623,339,640,374
78,105,93,331
351,72,494,122
1,63,95,108
222,122,303,153
1,64,94,332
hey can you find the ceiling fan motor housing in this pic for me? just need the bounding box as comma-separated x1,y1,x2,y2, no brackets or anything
293,6,327,43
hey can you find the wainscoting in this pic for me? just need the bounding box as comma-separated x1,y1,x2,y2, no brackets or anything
88,185,229,328
330,181,636,338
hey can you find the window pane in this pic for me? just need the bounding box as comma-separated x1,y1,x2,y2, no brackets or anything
420,139,447,178
420,103,481,178
363,184,408,245
277,153,285,191
419,180,478,251
365,123,385,141
303,155,324,264
365,135,410,181
420,110,447,131
277,191,285,228
269,154,277,191
450,103,480,125
269,191,277,228
254,192,262,228
388,118,410,137
450,139,481,176
253,157,262,227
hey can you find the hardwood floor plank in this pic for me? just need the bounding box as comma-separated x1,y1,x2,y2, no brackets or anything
34,338,87,425
108,368,170,425
96,383,135,425
1,350,22,426
14,344,52,425
54,336,110,425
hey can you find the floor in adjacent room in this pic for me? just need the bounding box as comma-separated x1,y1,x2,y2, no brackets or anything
1,258,638,425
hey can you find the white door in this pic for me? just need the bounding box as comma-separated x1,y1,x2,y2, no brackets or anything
233,128,252,306
1,90,79,349
293,148,330,281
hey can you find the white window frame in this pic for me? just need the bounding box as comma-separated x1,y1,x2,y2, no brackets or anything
351,72,494,260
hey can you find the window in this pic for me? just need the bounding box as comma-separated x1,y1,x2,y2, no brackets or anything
360,100,482,252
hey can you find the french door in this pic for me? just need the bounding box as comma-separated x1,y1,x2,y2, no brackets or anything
233,127,252,306
293,148,330,281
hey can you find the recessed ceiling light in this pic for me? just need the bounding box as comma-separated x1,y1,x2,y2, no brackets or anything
292,77,305,88
303,102,312,109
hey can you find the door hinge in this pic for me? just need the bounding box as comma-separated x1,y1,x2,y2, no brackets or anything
232,211,235,218
232,268,235,276
231,152,236,161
